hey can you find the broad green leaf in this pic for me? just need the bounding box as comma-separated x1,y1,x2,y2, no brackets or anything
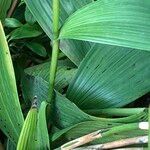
4,18,23,28
60,0,150,51
9,24,43,40
0,21,24,144
17,106,38,150
25,42,47,57
0,0,12,21
37,101,50,150
25,0,93,65
67,44,150,109
24,60,77,93
22,75,147,128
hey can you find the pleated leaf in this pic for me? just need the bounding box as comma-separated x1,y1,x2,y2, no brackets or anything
0,21,24,144
67,44,150,109
22,75,148,129
0,0,12,21
25,0,93,65
24,60,77,93
60,0,150,51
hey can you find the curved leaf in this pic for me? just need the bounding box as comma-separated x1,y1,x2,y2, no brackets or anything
0,21,24,144
67,44,150,109
52,121,147,148
4,18,23,28
25,0,93,65
9,24,43,40
60,0,150,51
17,107,38,150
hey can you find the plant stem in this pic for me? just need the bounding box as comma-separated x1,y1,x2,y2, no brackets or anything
61,122,147,150
74,136,148,150
7,0,20,17
48,0,60,103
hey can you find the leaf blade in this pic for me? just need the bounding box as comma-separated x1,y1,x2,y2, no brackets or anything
0,21,24,144
67,44,150,109
60,0,150,51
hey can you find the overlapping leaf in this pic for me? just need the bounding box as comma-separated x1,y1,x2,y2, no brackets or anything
67,44,150,109
25,0,93,65
60,0,150,51
0,21,24,144
24,60,77,94
52,121,147,149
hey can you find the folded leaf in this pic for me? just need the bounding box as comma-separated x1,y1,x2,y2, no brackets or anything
60,0,150,51
67,44,150,109
17,106,38,150
37,101,50,150
0,21,24,144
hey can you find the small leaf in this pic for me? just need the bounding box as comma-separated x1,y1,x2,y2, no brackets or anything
4,18,23,28
9,24,43,40
25,42,47,57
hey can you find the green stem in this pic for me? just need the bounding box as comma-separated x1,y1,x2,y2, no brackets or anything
47,0,60,103
102,123,139,137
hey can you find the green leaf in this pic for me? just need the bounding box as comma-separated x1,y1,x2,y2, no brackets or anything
17,107,38,150
52,121,147,148
9,24,43,40
0,21,24,144
37,101,50,150
25,7,36,25
25,0,93,65
7,139,16,150
60,0,150,51
67,44,150,109
52,120,121,147
4,18,23,28
0,0,12,21
25,42,47,57
24,60,77,93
